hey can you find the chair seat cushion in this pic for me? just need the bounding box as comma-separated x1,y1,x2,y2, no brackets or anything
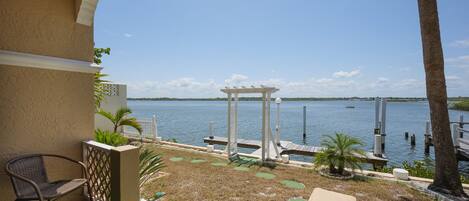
19,178,86,199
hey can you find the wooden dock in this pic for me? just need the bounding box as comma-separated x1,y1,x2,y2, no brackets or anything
204,136,388,167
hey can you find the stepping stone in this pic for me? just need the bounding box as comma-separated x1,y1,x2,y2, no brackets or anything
211,162,228,167
281,180,305,190
169,157,184,162
233,166,250,172
288,198,306,201
191,159,207,164
255,172,276,179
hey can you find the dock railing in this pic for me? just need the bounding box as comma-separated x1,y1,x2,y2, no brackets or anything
123,115,158,140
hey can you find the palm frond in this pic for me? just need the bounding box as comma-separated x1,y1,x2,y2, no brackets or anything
97,109,116,124
115,107,132,123
139,148,165,189
119,118,143,134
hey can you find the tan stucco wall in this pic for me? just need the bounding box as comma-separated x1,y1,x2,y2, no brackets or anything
0,0,96,200
0,65,95,200
0,0,94,61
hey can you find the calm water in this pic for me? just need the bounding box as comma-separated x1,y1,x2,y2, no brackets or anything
128,100,469,171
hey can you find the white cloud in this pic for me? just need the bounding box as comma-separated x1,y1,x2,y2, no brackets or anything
123,71,469,98
124,33,133,38
446,75,460,81
450,39,469,48
446,55,469,69
224,74,249,85
333,69,361,78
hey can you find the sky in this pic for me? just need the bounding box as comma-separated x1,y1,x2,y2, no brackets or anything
94,0,469,98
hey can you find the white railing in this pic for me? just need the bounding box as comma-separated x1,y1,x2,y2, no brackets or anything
123,115,158,140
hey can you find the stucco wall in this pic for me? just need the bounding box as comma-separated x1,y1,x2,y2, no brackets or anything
96,84,128,132
0,65,95,200
0,0,96,200
0,0,94,62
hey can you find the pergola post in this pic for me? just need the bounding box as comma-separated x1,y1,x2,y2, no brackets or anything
221,86,279,162
266,92,271,159
261,92,266,161
227,93,232,157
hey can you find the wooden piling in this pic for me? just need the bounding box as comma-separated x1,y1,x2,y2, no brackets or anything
424,121,432,154
405,132,409,139
411,134,416,146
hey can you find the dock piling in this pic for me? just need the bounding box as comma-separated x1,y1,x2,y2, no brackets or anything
209,121,214,137
303,106,306,139
460,114,464,138
411,134,416,146
405,132,409,139
424,120,432,154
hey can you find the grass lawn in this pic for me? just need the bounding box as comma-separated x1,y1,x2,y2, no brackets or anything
141,144,432,201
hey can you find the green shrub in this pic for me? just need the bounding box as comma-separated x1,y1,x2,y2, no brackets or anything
95,129,129,146
314,133,365,175
376,160,469,184
452,100,469,111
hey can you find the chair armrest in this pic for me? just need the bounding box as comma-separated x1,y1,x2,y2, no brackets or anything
40,154,88,179
4,170,44,201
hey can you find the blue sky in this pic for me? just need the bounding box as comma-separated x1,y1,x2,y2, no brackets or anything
94,0,469,98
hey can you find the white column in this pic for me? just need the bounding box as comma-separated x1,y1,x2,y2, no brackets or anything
375,97,380,129
275,98,282,145
261,92,266,161
233,93,239,153
453,123,460,148
227,93,232,157
266,92,271,159
380,98,387,152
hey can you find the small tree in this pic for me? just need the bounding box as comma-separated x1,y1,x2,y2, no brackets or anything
97,107,143,134
314,133,365,175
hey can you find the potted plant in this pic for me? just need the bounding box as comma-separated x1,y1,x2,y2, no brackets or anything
96,107,165,199
314,132,365,179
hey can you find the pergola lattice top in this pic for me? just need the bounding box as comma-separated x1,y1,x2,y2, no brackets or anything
221,86,279,94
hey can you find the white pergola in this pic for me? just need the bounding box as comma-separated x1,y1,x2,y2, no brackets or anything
221,86,280,161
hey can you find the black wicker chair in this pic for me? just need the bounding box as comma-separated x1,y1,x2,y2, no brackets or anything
5,154,90,201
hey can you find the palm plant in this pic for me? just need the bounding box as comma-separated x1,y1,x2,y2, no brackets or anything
139,148,165,189
97,107,143,134
314,133,365,175
95,129,129,146
94,72,109,109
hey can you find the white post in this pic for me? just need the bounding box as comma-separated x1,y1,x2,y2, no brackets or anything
374,134,382,156
275,98,282,145
460,114,464,138
227,93,232,157
453,123,460,148
380,98,387,152
375,97,380,129
209,121,214,136
261,92,266,161
266,92,272,159
233,93,239,154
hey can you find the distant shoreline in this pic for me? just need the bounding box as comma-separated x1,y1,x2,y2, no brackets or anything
128,97,469,102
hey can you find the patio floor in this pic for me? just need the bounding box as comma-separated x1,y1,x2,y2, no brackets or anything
141,144,432,201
